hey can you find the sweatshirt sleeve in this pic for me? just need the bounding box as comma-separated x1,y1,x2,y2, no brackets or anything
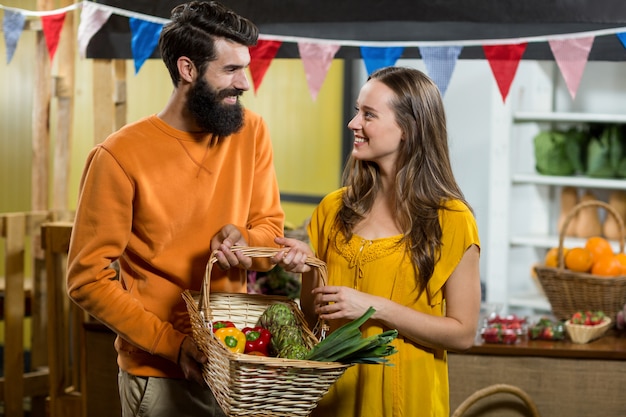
67,146,186,364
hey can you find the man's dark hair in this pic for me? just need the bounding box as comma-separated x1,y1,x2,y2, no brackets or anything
159,1,259,86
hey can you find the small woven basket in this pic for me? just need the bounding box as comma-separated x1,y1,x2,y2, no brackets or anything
565,317,612,344
182,246,349,417
534,200,626,320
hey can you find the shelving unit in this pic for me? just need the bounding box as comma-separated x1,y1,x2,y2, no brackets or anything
484,61,626,317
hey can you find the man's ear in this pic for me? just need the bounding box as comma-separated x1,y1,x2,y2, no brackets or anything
177,56,195,83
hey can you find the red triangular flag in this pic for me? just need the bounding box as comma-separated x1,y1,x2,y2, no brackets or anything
41,12,66,62
249,40,282,94
549,36,594,100
483,43,527,102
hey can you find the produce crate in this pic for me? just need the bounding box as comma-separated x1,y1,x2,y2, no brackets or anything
534,200,626,320
182,247,349,417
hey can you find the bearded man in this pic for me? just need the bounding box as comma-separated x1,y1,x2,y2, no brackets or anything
66,2,285,415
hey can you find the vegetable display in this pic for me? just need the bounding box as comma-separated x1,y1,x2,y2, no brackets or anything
209,304,398,364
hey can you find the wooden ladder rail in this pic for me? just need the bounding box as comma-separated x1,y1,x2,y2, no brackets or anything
0,212,54,417
42,221,86,417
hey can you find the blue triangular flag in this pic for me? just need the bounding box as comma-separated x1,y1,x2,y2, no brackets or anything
360,47,404,75
419,46,463,96
617,32,626,51
3,9,26,64
129,17,163,74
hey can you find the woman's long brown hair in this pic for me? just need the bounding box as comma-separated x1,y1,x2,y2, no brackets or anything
336,66,471,294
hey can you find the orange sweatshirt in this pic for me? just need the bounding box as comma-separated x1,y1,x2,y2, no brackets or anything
67,111,284,378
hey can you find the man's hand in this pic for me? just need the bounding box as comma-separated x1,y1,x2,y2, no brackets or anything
210,224,252,270
178,336,208,385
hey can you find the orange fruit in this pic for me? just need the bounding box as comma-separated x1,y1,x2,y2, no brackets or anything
585,236,614,263
564,247,593,273
544,247,569,267
591,254,623,277
614,253,626,274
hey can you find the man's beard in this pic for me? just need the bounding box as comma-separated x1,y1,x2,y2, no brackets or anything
186,77,245,136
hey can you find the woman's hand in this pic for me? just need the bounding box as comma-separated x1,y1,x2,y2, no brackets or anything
271,236,315,273
311,285,384,322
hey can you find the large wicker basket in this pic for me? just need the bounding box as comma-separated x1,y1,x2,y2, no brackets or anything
534,200,626,320
182,246,349,417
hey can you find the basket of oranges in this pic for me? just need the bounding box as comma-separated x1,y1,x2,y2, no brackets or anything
534,200,626,321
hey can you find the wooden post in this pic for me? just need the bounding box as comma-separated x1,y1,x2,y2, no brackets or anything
32,0,54,211
52,0,76,212
93,60,127,145
4,215,26,417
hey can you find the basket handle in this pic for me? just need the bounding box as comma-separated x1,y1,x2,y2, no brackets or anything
556,200,625,271
200,246,329,337
452,384,541,417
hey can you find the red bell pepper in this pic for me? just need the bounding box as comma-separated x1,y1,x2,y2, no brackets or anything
242,326,271,356
212,320,235,333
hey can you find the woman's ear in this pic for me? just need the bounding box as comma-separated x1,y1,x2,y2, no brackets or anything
177,56,195,83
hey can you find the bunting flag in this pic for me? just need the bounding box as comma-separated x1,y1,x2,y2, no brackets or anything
360,46,405,75
483,43,528,102
1,2,626,103
297,42,341,101
616,32,626,50
3,9,25,64
129,17,163,74
77,0,112,59
419,46,463,97
549,36,594,100
249,39,282,94
41,12,66,62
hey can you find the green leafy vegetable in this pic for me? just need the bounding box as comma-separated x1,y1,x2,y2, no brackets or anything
305,307,398,365
534,130,576,176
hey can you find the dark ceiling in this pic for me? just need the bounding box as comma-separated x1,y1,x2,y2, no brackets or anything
87,0,626,61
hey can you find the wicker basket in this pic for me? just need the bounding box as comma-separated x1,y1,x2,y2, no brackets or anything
182,246,349,417
452,384,541,417
565,317,612,344
534,200,626,320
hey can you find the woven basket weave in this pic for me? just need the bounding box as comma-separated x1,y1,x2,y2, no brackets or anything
182,246,349,417
534,200,626,320
452,384,541,417
565,317,612,344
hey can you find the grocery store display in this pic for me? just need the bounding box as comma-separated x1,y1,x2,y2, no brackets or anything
480,314,527,344
527,318,565,341
535,200,626,320
565,310,612,344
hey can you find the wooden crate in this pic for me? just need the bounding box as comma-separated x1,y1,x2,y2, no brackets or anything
0,211,71,417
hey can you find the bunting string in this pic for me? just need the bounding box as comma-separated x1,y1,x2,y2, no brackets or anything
2,1,626,102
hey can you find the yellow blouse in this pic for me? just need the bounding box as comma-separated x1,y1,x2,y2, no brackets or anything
308,188,480,417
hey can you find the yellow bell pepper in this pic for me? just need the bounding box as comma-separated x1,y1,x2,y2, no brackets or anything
214,327,246,353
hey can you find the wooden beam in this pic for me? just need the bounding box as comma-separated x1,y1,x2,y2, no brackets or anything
32,0,54,211
93,60,127,144
52,0,76,212
93,60,115,144
3,214,26,416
